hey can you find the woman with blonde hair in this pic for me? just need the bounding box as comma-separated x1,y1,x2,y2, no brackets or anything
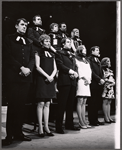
101,57,115,123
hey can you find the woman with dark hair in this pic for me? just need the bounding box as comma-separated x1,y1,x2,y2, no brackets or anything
35,34,57,137
75,45,92,129
101,57,115,123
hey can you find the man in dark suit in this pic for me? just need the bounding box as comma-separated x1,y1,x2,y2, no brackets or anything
58,22,68,39
87,46,105,126
2,18,35,146
55,37,80,134
27,15,57,53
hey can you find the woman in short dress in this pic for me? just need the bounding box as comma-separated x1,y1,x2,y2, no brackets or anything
101,57,115,123
35,34,57,137
75,45,92,129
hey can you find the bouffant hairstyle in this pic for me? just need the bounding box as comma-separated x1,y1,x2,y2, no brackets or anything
101,57,110,67
76,45,86,56
71,28,79,38
38,34,51,44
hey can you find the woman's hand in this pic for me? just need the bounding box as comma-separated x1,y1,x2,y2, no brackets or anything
46,76,54,83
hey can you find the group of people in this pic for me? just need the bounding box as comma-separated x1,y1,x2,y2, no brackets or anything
2,15,115,146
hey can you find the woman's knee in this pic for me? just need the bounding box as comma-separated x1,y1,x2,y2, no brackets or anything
37,102,44,108
77,97,83,105
44,102,50,108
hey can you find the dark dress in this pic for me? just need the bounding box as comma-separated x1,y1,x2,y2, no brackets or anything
36,48,56,100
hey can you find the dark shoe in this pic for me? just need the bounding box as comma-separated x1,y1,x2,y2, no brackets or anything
90,122,99,126
56,128,65,134
65,126,80,131
104,118,111,124
38,133,45,137
97,121,105,125
43,128,54,136
109,119,116,123
15,134,31,141
2,138,12,146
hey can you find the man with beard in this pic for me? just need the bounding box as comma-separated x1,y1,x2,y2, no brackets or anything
87,46,105,126
58,22,69,38
55,37,80,134
2,18,35,146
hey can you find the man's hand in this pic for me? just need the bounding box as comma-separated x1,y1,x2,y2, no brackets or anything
20,66,31,76
100,79,105,85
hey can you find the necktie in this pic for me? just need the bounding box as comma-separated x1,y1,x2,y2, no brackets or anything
16,36,26,44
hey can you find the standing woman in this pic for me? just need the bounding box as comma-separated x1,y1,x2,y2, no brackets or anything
101,57,115,123
75,45,92,129
70,28,82,53
35,34,57,137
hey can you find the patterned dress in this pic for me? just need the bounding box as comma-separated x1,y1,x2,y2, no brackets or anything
102,68,115,99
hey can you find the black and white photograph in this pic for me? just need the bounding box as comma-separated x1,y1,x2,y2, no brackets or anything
1,0,121,149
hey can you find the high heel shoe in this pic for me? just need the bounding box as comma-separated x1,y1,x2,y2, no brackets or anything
43,128,54,136
86,124,92,128
38,129,45,137
79,123,87,129
104,118,111,124
109,119,116,123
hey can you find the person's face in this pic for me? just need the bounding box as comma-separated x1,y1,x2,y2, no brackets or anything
15,20,27,34
106,59,111,67
43,39,51,49
92,47,100,57
74,30,79,38
52,24,58,32
33,16,42,26
60,24,67,32
63,39,71,49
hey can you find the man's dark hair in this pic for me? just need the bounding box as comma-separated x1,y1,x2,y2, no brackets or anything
90,46,100,54
59,22,66,28
61,37,71,47
32,15,41,22
15,18,28,26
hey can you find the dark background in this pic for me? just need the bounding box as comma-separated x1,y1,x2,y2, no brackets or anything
2,1,116,108
2,1,116,71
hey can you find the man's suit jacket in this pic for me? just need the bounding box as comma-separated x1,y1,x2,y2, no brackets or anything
56,49,77,87
27,26,45,52
87,55,103,89
4,32,35,83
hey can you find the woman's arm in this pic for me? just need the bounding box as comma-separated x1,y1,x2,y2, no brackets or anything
35,53,54,82
50,58,57,78
71,39,77,52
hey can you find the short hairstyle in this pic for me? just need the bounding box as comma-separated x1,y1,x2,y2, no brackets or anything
90,46,100,54
38,34,51,44
59,22,66,28
50,23,58,30
61,37,71,47
32,15,41,22
15,18,28,26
